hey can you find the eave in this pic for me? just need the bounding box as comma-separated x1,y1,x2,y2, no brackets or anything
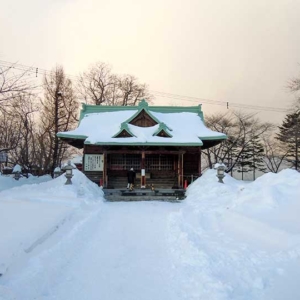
200,135,227,149
59,137,85,149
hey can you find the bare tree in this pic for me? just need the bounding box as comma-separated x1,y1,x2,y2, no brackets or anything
0,62,36,155
262,135,289,173
0,91,40,176
78,62,115,105
7,95,39,173
117,74,150,106
203,111,273,174
40,66,79,175
287,75,300,94
0,62,35,110
0,110,22,154
78,62,152,106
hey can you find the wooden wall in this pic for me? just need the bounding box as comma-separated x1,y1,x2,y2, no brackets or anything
83,145,201,187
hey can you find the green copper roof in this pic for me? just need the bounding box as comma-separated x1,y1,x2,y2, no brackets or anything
79,99,204,122
58,99,226,147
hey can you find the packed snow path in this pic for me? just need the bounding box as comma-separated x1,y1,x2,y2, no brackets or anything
2,202,183,300
51,202,182,300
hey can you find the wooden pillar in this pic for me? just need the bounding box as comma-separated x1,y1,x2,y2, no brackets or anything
141,151,146,188
173,154,176,171
178,154,181,187
82,146,86,174
103,152,107,188
198,148,202,177
181,153,184,188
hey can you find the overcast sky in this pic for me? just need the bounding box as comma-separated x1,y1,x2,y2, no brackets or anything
1,0,300,123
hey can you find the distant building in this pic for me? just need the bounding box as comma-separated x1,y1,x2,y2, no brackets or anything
57,100,226,188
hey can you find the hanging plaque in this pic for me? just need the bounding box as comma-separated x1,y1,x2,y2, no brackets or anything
84,154,104,171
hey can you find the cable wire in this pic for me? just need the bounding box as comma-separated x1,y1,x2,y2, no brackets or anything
0,60,289,113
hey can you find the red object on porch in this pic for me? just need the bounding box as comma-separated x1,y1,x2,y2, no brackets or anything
99,178,103,186
184,179,188,189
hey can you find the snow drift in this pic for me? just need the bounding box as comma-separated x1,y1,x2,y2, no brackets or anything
0,168,300,300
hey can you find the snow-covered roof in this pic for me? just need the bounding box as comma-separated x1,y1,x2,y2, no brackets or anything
12,164,22,173
57,100,226,147
70,155,83,164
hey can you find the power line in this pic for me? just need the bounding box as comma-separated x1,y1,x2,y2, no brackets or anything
151,90,288,113
151,90,226,106
0,60,289,113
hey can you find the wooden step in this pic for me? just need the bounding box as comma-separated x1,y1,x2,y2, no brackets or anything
103,189,186,201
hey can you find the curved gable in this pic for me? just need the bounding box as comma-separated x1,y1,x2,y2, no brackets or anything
129,109,158,127
112,122,136,138
156,130,172,138
125,99,161,128
153,123,173,138
114,129,133,138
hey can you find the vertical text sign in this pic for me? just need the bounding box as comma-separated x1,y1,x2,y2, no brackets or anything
84,154,104,171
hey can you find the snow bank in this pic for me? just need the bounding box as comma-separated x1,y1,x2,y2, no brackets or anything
168,169,300,299
0,170,104,277
0,174,52,192
0,169,104,203
233,169,300,209
228,169,300,240
184,169,244,213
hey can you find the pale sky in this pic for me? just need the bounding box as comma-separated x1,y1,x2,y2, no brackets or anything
1,0,300,123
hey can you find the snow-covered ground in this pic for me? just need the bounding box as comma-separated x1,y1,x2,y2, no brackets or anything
0,169,299,299
0,174,52,192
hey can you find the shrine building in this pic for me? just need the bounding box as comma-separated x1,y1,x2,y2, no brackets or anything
57,99,227,189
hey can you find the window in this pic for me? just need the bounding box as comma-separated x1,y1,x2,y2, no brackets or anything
146,155,173,170
110,154,141,170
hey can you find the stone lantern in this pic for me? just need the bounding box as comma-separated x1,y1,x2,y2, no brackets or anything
12,164,22,181
54,167,63,178
62,160,75,185
216,165,226,183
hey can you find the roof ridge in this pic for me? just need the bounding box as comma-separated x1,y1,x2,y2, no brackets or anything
79,99,203,122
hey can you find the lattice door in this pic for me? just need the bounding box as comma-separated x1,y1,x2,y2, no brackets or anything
109,154,141,170
145,155,173,170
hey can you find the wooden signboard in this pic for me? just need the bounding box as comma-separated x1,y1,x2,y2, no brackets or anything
84,154,104,171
